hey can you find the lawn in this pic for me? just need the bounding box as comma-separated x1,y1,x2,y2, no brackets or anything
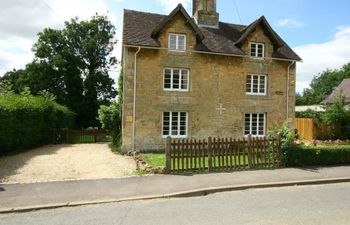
142,153,166,168
141,153,251,169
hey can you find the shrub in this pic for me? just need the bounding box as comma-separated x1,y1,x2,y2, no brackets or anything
268,124,295,150
0,93,74,153
284,144,350,166
98,101,121,147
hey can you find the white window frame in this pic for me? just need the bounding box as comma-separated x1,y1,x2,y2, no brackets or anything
250,42,265,58
163,68,189,92
244,113,266,137
168,33,186,51
246,74,268,96
162,112,188,138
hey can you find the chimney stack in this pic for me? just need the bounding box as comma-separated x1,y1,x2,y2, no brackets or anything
193,0,219,28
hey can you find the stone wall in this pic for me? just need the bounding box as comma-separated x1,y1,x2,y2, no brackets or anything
122,13,296,152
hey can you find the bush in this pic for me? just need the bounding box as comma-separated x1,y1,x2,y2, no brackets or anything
98,101,121,147
0,93,74,153
268,124,295,150
284,144,350,166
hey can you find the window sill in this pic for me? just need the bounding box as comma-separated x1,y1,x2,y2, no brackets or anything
162,135,188,139
164,89,189,93
246,93,267,96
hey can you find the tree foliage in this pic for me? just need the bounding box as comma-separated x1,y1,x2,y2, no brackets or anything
98,101,121,146
296,63,350,105
0,15,118,127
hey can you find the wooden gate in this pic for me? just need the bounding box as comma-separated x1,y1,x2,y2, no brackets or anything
295,118,314,141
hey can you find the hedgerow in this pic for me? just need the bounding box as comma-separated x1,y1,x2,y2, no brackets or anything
0,93,74,152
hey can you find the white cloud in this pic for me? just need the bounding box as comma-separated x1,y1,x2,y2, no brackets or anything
0,0,117,76
276,18,304,28
294,26,350,92
156,0,191,13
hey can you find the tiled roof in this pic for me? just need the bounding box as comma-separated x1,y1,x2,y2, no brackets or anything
123,5,302,61
322,79,350,104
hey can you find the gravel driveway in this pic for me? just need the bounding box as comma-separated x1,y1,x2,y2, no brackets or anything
0,143,136,184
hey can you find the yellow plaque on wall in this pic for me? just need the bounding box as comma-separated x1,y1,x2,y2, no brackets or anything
126,116,133,123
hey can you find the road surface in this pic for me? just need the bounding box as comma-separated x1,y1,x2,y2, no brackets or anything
1,183,350,225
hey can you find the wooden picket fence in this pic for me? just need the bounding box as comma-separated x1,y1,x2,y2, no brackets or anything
165,135,282,174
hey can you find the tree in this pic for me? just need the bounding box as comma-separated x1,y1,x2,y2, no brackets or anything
297,63,350,105
0,15,118,127
322,94,350,139
98,101,121,146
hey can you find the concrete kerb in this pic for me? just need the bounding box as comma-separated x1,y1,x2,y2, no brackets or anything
1,177,350,214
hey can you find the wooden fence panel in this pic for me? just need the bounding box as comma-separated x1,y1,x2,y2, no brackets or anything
165,135,282,174
295,118,315,141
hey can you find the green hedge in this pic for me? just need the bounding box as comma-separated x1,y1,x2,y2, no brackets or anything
284,145,350,166
0,93,74,152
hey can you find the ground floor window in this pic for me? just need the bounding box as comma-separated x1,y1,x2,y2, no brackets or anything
244,113,266,136
162,112,188,138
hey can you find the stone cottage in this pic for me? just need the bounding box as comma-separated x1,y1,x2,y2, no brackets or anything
121,0,302,152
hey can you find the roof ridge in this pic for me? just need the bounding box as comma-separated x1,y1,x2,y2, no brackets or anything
124,8,166,17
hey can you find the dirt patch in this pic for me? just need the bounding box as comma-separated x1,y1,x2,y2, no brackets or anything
0,143,136,184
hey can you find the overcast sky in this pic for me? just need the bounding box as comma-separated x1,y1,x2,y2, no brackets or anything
0,0,350,93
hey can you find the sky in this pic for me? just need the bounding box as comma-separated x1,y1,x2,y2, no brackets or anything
0,0,350,93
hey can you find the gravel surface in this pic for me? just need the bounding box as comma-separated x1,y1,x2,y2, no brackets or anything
0,143,136,184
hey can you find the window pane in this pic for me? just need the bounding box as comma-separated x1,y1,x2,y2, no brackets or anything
171,112,179,135
244,114,251,135
246,75,252,93
178,35,185,50
164,69,171,89
259,76,266,93
169,35,177,49
173,69,180,89
257,44,264,57
253,76,259,93
181,70,188,90
250,43,256,57
163,112,170,136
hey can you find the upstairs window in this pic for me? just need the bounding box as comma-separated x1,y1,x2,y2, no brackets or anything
169,33,186,51
164,68,189,91
250,42,264,58
246,74,267,95
163,112,188,138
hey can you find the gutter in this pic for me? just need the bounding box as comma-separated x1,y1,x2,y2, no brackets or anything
124,44,302,63
132,47,141,151
286,61,295,122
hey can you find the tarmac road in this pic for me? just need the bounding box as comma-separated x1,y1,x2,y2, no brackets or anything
1,182,350,225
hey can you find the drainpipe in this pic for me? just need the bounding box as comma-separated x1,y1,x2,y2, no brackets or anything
132,47,141,152
286,61,295,123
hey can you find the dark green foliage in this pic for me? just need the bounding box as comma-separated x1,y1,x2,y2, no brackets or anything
98,101,121,146
0,15,118,128
0,93,74,153
284,144,350,166
296,63,350,105
295,109,323,123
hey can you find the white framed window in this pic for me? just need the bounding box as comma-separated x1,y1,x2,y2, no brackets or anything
250,42,264,58
163,68,189,91
246,74,267,96
162,112,188,138
168,33,186,51
244,113,266,136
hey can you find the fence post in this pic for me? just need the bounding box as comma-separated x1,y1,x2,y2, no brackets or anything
247,134,252,168
208,137,212,172
276,134,282,165
94,129,97,143
165,136,172,174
